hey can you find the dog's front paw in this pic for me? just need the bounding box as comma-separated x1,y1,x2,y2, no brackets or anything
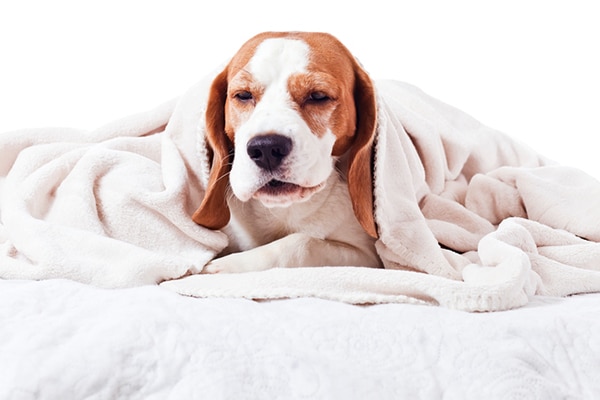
201,259,228,274
201,252,273,274
201,255,248,274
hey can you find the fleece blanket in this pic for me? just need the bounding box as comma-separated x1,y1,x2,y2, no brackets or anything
2,75,600,311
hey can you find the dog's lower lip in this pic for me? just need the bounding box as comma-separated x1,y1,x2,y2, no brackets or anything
252,179,326,205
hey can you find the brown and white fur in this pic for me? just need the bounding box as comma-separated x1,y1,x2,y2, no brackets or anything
192,32,382,273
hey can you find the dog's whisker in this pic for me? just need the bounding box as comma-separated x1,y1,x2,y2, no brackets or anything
215,171,231,184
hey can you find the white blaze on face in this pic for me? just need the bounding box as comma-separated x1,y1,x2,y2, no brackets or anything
248,38,310,88
228,38,338,204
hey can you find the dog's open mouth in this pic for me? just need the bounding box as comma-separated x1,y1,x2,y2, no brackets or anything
259,179,298,195
253,179,325,206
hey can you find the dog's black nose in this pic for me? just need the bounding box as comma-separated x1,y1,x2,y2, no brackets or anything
246,134,292,170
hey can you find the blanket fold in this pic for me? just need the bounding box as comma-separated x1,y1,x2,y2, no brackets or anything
2,74,599,311
1,89,227,286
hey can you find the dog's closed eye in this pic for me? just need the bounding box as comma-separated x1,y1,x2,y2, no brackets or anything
307,91,331,103
234,90,253,102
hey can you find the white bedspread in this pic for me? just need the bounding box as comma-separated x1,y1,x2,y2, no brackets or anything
1,278,599,399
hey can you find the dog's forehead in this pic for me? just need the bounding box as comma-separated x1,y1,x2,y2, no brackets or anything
247,38,310,83
227,32,354,81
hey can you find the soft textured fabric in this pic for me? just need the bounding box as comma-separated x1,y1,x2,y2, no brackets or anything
2,75,600,311
2,278,600,399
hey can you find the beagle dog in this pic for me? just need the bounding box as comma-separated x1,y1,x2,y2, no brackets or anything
193,32,383,273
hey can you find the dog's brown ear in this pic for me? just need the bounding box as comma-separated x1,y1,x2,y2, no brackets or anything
192,68,233,230
347,64,378,239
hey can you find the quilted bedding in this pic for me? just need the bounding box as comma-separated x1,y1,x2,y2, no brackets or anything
1,278,599,399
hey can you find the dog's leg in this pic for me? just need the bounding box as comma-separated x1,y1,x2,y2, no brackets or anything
202,233,379,273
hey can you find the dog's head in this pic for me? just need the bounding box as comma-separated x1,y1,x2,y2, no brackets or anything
192,32,377,238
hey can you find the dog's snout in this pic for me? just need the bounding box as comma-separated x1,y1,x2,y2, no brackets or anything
247,134,292,170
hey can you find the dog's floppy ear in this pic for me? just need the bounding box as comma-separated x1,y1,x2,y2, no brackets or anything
347,64,378,239
192,68,233,230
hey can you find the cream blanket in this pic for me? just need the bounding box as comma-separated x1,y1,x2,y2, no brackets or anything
2,76,600,311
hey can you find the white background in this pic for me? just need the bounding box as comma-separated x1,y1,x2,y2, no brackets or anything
1,0,599,178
